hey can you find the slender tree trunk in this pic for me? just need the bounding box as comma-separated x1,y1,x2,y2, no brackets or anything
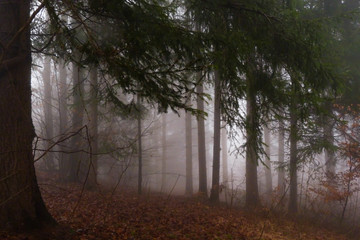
137,94,142,195
185,110,193,195
288,80,298,215
161,114,167,191
221,123,228,187
277,119,285,196
58,58,69,180
245,74,259,208
153,117,161,190
68,58,84,182
195,20,207,196
0,0,55,229
210,70,221,203
87,68,98,189
197,80,207,196
324,103,336,184
264,125,272,196
42,56,55,170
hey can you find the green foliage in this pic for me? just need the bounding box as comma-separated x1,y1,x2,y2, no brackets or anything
33,0,348,161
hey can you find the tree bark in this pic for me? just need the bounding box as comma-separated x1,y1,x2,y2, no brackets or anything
185,110,193,195
221,123,228,187
288,80,298,215
324,109,336,184
196,83,208,196
210,70,221,203
58,58,69,180
0,0,54,229
245,74,259,209
277,119,286,196
264,125,272,196
68,58,84,182
87,68,98,189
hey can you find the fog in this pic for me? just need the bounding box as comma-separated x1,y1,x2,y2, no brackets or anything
30,55,360,230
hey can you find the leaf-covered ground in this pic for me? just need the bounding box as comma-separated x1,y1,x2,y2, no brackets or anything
0,176,352,240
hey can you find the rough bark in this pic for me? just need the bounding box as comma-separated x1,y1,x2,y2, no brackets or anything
185,110,193,195
210,70,221,203
0,0,54,229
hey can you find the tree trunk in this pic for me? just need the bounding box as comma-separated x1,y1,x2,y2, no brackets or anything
161,114,167,191
68,58,84,182
137,94,142,195
197,82,208,196
0,0,54,229
277,119,286,196
245,74,259,208
210,70,221,203
42,56,55,170
185,110,193,195
324,112,336,184
58,58,69,180
264,125,272,196
288,80,298,215
221,123,228,187
87,68,98,189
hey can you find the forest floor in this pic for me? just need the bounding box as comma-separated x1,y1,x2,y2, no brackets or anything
0,173,355,240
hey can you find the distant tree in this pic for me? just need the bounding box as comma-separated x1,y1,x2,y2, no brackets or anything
221,123,229,188
137,93,143,195
210,70,221,203
87,68,98,190
196,80,208,196
264,125,272,196
42,56,55,170
68,57,85,182
185,109,193,195
277,119,286,196
161,114,167,191
58,57,69,180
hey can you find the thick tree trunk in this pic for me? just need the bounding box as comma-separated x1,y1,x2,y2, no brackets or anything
185,110,193,195
42,56,55,170
264,125,272,196
210,70,221,203
277,119,286,196
0,0,54,229
197,82,208,196
58,58,69,180
87,68,98,189
245,76,259,208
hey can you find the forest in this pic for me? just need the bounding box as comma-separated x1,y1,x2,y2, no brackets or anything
1,0,360,239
